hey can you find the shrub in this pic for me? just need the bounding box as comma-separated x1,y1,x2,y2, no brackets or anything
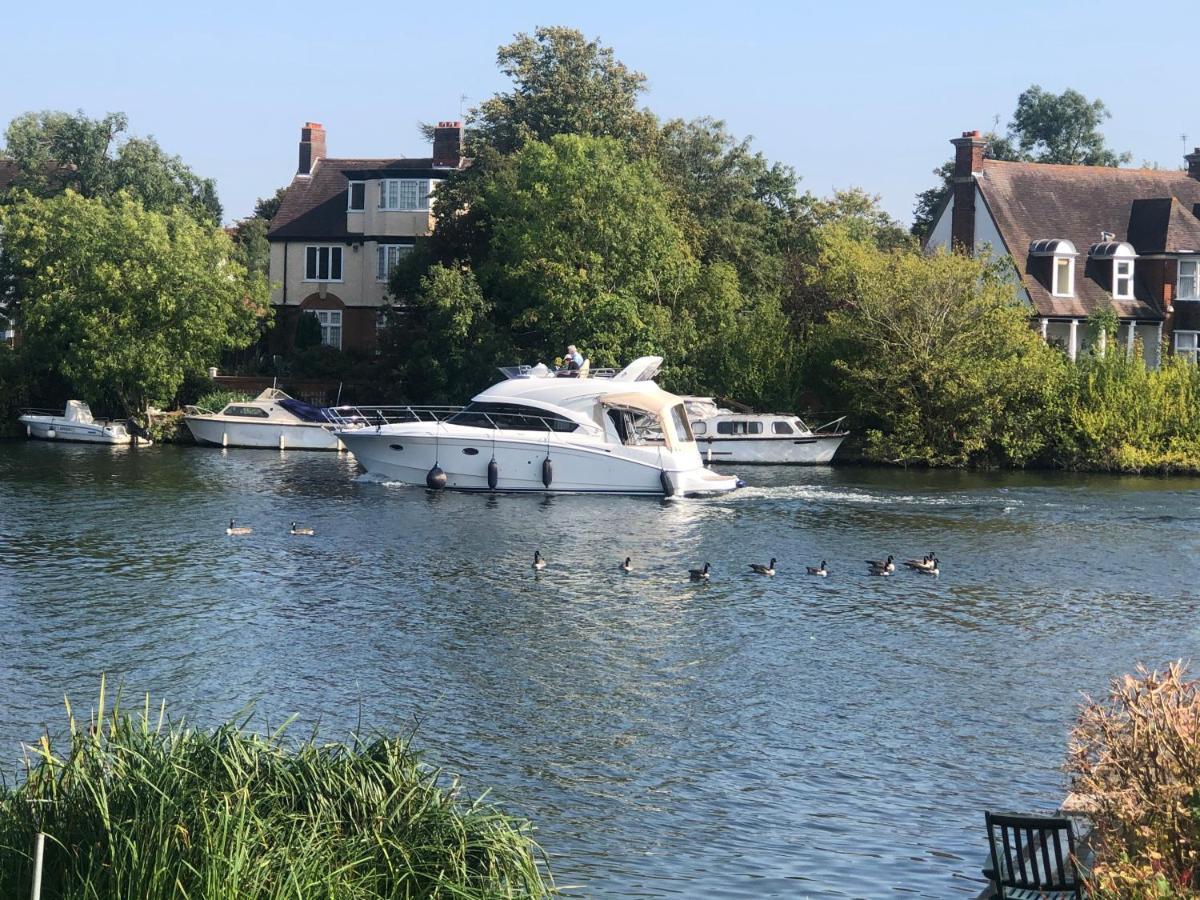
0,681,554,899
1067,662,1200,898
191,389,252,413
295,310,323,350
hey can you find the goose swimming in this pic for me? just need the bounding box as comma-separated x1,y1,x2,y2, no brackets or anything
806,560,828,577
750,557,777,576
689,562,711,581
532,550,547,571
226,519,252,536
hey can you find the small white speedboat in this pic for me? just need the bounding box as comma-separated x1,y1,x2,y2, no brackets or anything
19,401,152,446
684,398,848,464
184,388,346,450
329,357,741,497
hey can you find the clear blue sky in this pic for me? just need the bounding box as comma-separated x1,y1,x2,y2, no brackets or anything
2,0,1195,226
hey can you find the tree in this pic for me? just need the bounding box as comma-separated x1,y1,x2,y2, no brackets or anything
0,190,269,414
478,134,698,366
253,186,288,222
2,110,221,223
469,26,659,156
805,234,1065,466
910,87,1129,236
294,311,323,350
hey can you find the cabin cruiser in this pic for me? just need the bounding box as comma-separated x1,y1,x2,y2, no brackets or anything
184,388,346,450
683,398,848,464
19,401,152,446
328,357,740,496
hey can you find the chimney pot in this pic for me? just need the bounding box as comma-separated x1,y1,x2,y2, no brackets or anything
298,122,327,176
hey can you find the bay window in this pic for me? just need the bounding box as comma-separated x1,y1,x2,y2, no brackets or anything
378,179,431,211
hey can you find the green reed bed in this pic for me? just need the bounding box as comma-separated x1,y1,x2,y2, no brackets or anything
0,682,553,898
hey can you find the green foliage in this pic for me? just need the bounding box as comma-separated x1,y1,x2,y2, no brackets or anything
470,26,658,156
3,110,222,223
0,682,553,898
192,390,252,413
0,190,269,415
232,215,270,280
253,186,288,222
806,236,1066,466
294,310,324,350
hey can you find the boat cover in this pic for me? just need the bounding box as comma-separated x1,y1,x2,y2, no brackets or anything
65,400,95,424
278,397,330,423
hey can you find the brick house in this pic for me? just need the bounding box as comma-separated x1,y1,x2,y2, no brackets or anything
925,130,1200,365
266,121,467,354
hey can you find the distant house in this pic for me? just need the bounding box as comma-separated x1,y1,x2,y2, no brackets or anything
266,120,467,354
925,130,1200,365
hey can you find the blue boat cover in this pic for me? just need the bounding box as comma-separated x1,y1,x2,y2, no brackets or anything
278,397,330,423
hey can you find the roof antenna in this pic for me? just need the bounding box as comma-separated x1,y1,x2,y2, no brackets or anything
459,94,471,119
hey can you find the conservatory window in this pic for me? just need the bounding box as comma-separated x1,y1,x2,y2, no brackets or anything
1179,260,1199,300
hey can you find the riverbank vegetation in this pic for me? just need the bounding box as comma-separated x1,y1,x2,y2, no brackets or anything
0,683,553,899
1068,663,1200,898
2,28,1195,472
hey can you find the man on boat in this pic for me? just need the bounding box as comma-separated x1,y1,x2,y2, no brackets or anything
565,345,584,370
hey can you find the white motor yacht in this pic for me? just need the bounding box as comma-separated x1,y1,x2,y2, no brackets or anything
19,401,152,446
184,388,346,450
329,357,740,496
684,398,848,464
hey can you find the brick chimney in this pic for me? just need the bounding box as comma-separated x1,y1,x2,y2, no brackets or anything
950,130,987,253
1186,147,1200,180
298,122,326,175
432,121,463,167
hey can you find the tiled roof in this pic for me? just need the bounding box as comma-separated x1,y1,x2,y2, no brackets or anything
977,160,1200,320
267,157,465,241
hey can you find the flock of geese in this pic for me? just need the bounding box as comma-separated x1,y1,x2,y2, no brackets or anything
534,551,942,580
224,519,942,581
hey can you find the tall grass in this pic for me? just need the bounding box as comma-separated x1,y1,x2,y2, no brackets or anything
0,681,553,898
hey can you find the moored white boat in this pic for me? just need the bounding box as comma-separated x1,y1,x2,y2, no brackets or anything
184,388,347,450
683,398,848,464
329,357,740,497
19,401,152,446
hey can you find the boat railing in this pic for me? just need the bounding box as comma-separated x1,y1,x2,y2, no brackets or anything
183,404,217,416
323,405,465,428
18,407,69,418
811,415,850,436
497,364,619,380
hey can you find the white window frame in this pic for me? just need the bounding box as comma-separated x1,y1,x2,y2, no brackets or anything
347,181,366,212
303,246,343,282
1179,259,1199,301
1175,330,1200,362
1113,259,1134,299
376,244,412,282
378,179,432,211
1052,256,1075,297
313,309,342,349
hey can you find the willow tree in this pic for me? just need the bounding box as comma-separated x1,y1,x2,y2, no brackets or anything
0,190,269,414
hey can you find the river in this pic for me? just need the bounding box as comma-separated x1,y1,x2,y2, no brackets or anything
0,440,1196,897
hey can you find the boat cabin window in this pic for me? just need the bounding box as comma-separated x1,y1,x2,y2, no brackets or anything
447,402,578,432
692,421,706,435
716,420,762,435
223,405,270,418
669,404,694,443
772,421,794,434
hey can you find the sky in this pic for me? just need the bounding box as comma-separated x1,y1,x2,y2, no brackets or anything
2,0,1195,226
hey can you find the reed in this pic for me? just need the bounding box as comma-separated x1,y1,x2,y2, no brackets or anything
0,680,553,898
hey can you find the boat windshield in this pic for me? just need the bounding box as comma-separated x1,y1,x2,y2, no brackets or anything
669,403,694,443
446,402,579,432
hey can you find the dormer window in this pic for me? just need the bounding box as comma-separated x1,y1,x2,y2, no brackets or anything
1089,240,1137,300
347,181,365,212
1030,239,1077,297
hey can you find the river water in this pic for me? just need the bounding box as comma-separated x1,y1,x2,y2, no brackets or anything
0,440,1197,897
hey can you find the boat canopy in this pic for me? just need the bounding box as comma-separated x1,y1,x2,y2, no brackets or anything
601,390,692,451
277,397,330,423
64,401,94,424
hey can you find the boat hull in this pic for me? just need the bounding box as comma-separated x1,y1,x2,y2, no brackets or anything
697,433,846,464
338,428,737,496
184,417,344,451
18,416,148,446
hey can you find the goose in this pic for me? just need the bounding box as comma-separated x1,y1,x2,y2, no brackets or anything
226,519,252,536
806,560,828,577
619,557,632,573
866,555,895,574
750,557,777,576
289,522,315,536
917,557,940,576
689,562,711,581
903,553,937,571
532,550,547,571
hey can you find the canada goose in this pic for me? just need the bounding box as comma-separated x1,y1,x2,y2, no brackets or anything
917,557,940,576
289,522,315,536
226,519,252,536
750,557,777,576
532,550,547,571
689,562,711,581
903,553,937,571
806,560,828,577
619,557,632,573
866,555,895,574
